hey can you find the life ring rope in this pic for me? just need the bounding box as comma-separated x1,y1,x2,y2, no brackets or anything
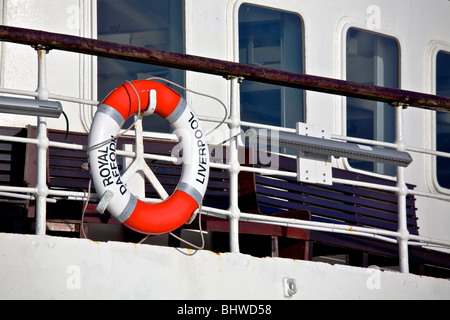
87,78,226,236
87,78,227,153
87,80,143,154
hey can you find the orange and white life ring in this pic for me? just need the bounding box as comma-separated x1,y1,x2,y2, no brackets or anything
88,80,209,234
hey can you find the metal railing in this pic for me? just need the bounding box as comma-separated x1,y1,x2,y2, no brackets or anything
1,26,450,274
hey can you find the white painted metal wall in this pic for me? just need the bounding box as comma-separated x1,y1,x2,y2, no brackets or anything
0,232,448,299
0,0,96,132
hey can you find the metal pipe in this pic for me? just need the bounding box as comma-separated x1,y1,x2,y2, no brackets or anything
0,186,38,194
198,205,450,248
407,145,450,159
395,105,410,273
1,26,450,112
409,189,450,202
34,47,50,235
228,77,242,253
332,178,399,193
0,191,57,203
0,134,39,145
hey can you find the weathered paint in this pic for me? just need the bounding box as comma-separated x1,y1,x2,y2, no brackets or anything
0,233,448,300
0,25,449,111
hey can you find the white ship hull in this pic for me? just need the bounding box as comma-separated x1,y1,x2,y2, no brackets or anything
1,232,448,300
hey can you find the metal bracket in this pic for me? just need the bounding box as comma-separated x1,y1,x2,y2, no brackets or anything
296,122,332,185
185,208,200,225
224,75,244,83
282,277,298,298
143,89,157,116
96,190,114,214
390,102,409,109
32,44,51,53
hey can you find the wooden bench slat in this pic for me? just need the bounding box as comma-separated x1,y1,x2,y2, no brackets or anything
256,194,414,232
255,175,408,213
255,184,418,225
255,172,416,208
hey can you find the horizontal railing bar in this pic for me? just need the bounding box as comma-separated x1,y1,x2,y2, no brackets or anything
0,185,37,194
332,177,399,193
185,205,401,243
208,209,450,248
240,120,297,133
0,134,38,145
1,26,450,112
3,129,450,199
0,132,449,247
331,134,399,149
409,189,450,202
0,87,99,106
0,87,38,98
407,145,450,159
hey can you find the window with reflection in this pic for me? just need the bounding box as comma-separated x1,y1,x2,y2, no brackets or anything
346,28,399,175
436,51,450,188
97,0,184,133
238,4,304,129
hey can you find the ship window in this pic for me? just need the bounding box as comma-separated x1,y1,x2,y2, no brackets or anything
436,51,450,189
238,4,304,129
97,0,184,133
346,28,399,176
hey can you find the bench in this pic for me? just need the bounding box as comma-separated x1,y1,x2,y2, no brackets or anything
238,150,450,276
0,126,31,233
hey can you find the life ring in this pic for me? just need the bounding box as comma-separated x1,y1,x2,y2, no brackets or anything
87,80,210,235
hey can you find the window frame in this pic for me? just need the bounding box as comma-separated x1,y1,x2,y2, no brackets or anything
428,45,450,195
96,0,186,136
339,22,401,179
236,1,306,129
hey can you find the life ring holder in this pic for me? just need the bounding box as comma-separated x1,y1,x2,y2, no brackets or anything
88,80,210,235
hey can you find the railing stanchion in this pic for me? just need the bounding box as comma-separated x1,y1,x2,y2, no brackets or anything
227,76,243,253
34,45,50,235
394,103,410,273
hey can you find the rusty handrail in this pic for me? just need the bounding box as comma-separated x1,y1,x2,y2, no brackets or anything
1,25,449,111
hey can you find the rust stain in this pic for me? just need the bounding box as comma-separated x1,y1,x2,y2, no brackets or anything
0,25,449,111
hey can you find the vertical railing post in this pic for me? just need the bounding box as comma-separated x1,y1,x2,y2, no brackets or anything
394,103,410,273
227,76,242,253
34,46,50,235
